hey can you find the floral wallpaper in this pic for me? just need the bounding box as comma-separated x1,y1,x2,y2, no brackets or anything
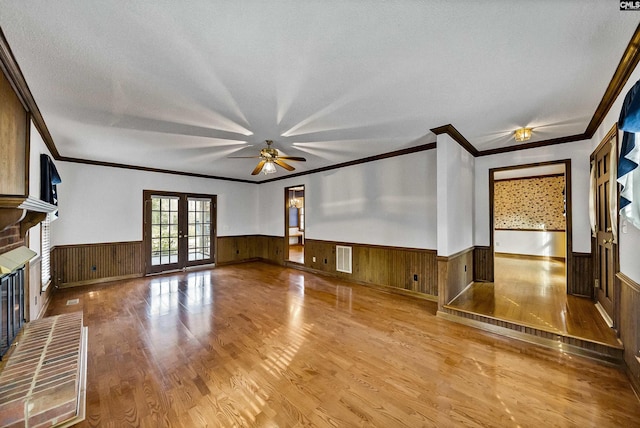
494,175,566,231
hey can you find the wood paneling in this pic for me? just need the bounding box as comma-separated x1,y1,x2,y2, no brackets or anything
0,66,28,196
52,241,143,287
216,235,284,266
437,248,474,308
305,239,437,297
473,246,493,282
618,272,640,396
568,252,593,297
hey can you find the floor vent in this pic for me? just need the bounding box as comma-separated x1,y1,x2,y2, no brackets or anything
67,299,79,306
336,246,352,274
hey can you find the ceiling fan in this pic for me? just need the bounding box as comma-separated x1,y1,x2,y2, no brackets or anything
230,140,306,175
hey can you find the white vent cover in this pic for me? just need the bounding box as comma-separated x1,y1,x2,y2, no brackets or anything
336,246,352,274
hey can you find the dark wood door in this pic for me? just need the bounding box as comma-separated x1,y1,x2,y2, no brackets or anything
144,191,216,274
594,132,616,319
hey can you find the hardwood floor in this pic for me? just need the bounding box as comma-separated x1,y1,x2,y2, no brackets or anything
44,262,639,427
448,255,620,346
288,244,304,264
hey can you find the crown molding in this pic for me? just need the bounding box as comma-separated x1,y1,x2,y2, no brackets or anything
0,26,58,158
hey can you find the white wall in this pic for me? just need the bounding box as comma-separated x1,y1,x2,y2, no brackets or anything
27,120,53,256
591,61,640,283
26,120,56,320
494,230,566,258
474,140,592,253
257,150,438,249
52,162,259,246
436,134,475,256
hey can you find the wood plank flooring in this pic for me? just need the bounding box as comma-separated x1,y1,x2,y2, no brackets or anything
44,262,639,427
288,245,304,264
448,256,620,346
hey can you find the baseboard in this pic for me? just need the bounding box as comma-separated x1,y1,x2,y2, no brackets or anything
595,302,614,328
286,261,438,302
57,273,143,288
495,252,565,262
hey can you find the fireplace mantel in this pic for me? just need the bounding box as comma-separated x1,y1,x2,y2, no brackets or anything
0,196,57,237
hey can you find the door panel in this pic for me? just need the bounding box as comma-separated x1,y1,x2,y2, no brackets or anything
144,191,216,274
594,131,616,318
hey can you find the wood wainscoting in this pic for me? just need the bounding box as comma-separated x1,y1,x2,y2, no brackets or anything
437,247,474,309
216,235,284,266
52,241,143,288
301,240,438,298
618,272,640,395
473,246,493,282
568,252,593,297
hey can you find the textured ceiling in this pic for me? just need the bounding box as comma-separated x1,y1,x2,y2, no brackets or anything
0,1,638,181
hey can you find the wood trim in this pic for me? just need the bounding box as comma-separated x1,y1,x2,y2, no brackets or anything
61,156,255,184
437,247,474,309
430,124,479,157
489,159,573,292
617,272,640,294
436,246,474,262
494,173,564,182
495,253,565,262
434,23,640,159
0,27,58,158
306,238,437,254
260,142,436,183
591,123,619,158
616,272,640,397
494,228,565,232
585,23,640,137
478,134,587,157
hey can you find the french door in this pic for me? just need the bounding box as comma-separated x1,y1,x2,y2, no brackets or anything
143,191,216,274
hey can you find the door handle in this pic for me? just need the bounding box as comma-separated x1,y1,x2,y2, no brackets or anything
606,227,612,232
602,238,613,245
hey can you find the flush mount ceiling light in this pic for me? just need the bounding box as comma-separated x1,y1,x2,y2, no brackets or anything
514,128,532,142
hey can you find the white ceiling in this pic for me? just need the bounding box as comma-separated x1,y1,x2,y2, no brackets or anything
0,1,637,182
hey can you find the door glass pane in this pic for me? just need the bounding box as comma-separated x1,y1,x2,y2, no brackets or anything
151,196,180,266
187,197,212,262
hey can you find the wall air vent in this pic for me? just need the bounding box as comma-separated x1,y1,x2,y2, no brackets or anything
336,245,352,274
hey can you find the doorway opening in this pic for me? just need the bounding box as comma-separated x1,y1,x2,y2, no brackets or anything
143,191,217,275
447,160,619,347
285,185,305,264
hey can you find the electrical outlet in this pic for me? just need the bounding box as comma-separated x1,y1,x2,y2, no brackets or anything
91,265,96,271
312,256,316,262
324,258,328,264
413,274,418,281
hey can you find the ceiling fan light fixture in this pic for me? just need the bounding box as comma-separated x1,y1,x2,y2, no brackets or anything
514,127,532,142
262,161,277,175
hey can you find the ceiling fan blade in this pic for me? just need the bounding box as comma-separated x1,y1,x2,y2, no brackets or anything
278,156,306,162
251,160,266,175
274,159,295,171
228,156,261,158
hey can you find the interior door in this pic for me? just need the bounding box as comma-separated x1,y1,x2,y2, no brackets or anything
594,132,616,319
144,191,216,274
